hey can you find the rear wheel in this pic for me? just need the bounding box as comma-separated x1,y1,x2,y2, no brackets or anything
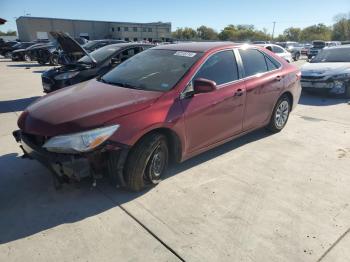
124,133,169,191
293,52,300,61
266,95,291,133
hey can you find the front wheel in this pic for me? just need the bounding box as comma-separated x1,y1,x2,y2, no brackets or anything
266,95,291,133
124,133,169,191
24,54,31,62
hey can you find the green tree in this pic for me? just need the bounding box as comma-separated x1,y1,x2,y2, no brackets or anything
283,27,302,41
218,24,237,40
300,24,332,41
172,27,197,40
0,30,17,36
332,13,350,41
196,26,218,40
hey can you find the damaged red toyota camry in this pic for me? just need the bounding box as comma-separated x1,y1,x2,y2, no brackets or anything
13,42,301,191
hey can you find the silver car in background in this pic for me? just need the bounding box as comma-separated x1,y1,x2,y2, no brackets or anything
301,45,350,98
258,44,293,63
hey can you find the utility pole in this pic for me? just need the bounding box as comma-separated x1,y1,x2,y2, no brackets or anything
272,21,276,40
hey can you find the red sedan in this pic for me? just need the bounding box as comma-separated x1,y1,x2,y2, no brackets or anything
14,42,301,191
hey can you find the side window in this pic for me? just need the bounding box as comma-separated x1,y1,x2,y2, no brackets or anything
193,50,239,85
265,56,278,71
142,45,153,50
239,49,268,77
272,46,285,53
120,47,142,61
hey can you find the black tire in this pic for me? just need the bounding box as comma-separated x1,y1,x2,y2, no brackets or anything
345,85,350,99
266,94,291,133
37,59,46,65
124,133,169,192
293,52,300,61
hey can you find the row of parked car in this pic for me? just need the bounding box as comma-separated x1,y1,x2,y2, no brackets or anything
0,35,127,65
6,31,349,191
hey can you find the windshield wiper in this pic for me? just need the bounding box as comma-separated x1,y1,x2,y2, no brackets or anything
98,78,142,89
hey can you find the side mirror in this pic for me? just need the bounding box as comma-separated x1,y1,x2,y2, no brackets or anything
193,78,216,94
111,57,121,65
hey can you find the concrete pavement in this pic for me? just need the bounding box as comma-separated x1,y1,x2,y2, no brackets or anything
0,58,349,261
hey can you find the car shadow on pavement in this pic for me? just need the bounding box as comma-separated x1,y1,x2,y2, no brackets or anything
7,64,48,68
0,128,271,244
32,70,47,73
0,96,40,113
299,92,348,106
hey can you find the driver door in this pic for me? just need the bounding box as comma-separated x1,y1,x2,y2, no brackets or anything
181,50,245,154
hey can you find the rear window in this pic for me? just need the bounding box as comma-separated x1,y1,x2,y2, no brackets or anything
239,49,268,77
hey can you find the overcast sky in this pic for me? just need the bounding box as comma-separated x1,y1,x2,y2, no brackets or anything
1,0,349,35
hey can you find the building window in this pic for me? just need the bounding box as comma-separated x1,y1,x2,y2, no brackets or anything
166,28,170,33
142,28,147,32
117,27,121,32
148,28,152,32
133,27,137,32
133,37,138,41
124,27,129,32
125,37,129,41
111,27,114,32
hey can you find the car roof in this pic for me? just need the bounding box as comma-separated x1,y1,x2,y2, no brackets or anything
325,44,350,50
152,41,241,52
105,42,154,48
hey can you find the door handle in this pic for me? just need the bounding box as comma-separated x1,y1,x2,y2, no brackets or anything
275,75,282,81
234,89,244,97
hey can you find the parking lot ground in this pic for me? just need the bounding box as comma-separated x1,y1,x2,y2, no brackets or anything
0,58,350,262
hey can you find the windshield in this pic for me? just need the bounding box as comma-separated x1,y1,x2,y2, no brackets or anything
313,41,325,48
311,48,350,63
100,49,202,92
82,41,99,50
78,45,120,64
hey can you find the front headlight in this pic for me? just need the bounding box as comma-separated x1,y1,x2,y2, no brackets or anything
54,71,79,80
43,125,119,154
332,73,350,79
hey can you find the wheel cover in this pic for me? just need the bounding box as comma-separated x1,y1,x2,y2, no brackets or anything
147,143,166,183
275,100,289,128
24,54,31,62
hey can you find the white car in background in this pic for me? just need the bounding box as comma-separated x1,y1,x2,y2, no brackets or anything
301,45,350,98
257,44,293,63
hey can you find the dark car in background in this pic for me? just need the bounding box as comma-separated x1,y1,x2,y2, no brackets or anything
308,40,326,59
276,42,303,61
83,39,127,52
0,41,24,58
11,42,37,61
24,42,55,62
42,41,154,92
14,42,301,191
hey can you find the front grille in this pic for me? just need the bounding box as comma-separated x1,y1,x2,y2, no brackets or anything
301,75,325,80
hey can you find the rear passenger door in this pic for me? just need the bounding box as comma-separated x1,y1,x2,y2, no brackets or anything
182,50,246,153
238,48,283,130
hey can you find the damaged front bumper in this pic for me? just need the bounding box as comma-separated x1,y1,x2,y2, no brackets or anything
301,79,349,96
13,130,129,188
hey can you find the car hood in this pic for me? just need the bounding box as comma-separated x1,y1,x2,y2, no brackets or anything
50,32,95,62
12,48,26,53
301,62,350,77
18,79,163,136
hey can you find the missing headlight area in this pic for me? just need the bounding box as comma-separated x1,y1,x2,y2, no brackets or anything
13,130,129,189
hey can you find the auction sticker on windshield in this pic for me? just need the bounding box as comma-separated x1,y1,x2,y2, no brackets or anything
174,51,197,57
